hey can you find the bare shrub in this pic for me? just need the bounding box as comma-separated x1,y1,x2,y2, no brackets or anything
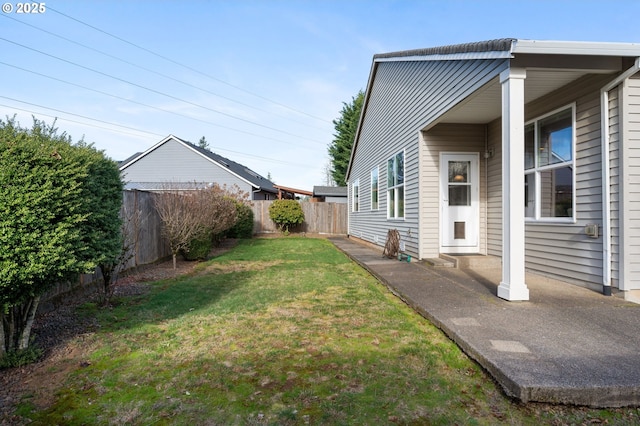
154,185,238,269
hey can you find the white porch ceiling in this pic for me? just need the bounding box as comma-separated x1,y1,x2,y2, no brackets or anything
439,70,595,124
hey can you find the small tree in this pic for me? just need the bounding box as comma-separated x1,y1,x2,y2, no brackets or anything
198,136,209,150
98,204,142,305
268,199,305,235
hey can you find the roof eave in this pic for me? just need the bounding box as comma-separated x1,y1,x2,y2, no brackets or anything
512,40,640,57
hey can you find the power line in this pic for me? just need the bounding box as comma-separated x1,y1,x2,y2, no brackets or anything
0,100,306,168
0,61,319,150
47,5,330,124
0,14,330,133
0,37,327,145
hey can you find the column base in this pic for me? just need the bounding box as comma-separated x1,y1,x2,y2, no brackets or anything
498,281,529,301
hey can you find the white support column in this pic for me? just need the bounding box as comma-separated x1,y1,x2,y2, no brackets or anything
498,68,529,301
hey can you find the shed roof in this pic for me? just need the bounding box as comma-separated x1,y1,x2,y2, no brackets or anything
313,186,347,197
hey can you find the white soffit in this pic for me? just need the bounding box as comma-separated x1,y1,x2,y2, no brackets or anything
513,40,640,57
438,69,588,124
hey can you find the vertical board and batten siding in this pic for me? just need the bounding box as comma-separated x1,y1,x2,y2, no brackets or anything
487,74,614,288
121,138,254,195
419,124,488,258
620,73,640,289
348,58,508,257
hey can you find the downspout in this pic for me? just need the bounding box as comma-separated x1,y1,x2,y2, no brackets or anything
599,57,640,296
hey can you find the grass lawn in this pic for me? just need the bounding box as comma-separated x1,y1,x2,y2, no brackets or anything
19,238,640,425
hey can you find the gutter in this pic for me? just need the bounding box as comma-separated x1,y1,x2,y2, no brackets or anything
599,57,640,296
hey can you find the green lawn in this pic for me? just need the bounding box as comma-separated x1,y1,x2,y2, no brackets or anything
21,238,640,425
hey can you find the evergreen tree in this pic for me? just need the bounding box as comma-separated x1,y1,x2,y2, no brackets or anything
198,136,209,150
328,90,364,185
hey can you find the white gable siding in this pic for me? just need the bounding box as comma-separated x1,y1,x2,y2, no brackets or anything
620,73,640,289
348,58,508,257
121,139,253,194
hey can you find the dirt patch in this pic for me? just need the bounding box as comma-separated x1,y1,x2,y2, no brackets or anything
0,240,238,424
198,260,286,275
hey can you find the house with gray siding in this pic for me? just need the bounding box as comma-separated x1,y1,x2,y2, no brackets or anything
346,39,640,301
119,135,277,200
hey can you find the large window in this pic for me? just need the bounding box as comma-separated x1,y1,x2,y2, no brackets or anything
524,106,574,221
387,151,404,219
371,167,379,210
352,179,359,212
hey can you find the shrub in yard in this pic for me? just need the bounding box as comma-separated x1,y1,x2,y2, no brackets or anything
227,201,254,239
268,199,304,235
0,116,123,358
182,232,213,260
155,185,237,268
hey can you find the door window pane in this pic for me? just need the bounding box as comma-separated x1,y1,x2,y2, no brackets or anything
448,161,469,183
449,185,470,206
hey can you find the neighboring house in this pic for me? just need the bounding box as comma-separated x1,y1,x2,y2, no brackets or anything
312,186,348,203
119,135,278,200
346,38,640,301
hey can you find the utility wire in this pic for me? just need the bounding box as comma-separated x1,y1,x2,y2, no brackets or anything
0,100,305,168
47,5,330,124
0,102,162,139
0,14,329,132
0,37,326,145
0,61,319,150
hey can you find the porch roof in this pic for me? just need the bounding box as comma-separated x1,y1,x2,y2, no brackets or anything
374,38,640,63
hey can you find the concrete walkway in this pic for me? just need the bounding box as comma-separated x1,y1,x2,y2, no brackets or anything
329,237,640,408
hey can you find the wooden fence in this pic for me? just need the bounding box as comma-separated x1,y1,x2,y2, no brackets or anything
121,190,172,270
41,193,347,305
251,200,347,235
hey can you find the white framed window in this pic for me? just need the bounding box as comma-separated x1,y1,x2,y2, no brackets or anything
387,151,404,219
524,105,575,222
371,167,379,210
352,179,359,212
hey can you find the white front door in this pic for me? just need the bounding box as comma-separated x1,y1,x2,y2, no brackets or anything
440,153,480,253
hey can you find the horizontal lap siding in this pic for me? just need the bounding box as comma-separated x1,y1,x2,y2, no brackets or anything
122,139,253,194
521,75,613,287
622,73,640,289
349,59,507,258
486,118,503,257
420,124,488,257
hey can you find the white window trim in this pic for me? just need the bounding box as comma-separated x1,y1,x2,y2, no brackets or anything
524,103,577,224
371,166,379,211
387,150,405,220
352,178,359,213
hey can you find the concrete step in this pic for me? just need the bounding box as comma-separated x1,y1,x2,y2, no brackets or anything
439,253,502,269
423,257,455,268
